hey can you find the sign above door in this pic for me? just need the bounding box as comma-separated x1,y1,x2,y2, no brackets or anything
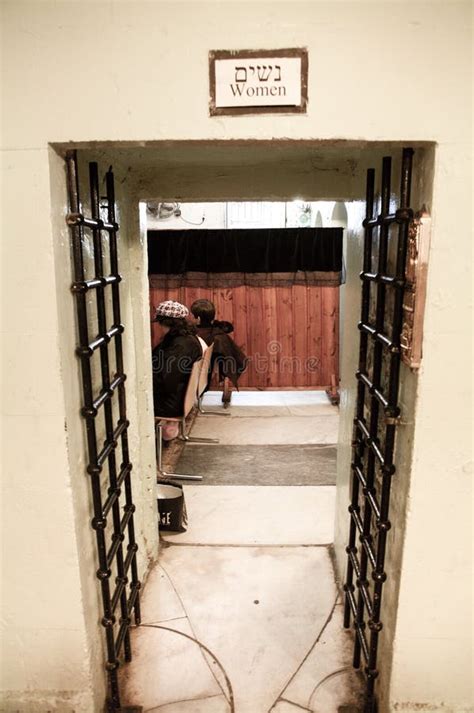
209,48,308,116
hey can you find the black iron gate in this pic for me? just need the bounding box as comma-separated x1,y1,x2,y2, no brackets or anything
66,152,141,711
343,147,414,713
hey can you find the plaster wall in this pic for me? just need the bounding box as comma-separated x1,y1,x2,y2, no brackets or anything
0,150,98,711
1,2,472,712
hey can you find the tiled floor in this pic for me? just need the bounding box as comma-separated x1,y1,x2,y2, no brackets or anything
161,486,336,545
121,392,364,712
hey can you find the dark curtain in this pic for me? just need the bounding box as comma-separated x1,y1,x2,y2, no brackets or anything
148,227,343,287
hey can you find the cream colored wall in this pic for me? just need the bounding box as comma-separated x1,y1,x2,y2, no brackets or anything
389,140,473,713
1,2,472,712
0,150,98,711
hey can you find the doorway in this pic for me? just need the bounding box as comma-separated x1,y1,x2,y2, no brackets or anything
57,139,436,712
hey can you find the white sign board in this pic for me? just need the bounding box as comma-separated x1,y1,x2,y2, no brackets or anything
209,49,308,116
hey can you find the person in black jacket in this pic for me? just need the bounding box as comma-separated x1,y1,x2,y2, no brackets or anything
190,299,247,402
152,300,202,440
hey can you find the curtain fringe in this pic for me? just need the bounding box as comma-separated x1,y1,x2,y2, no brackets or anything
149,271,342,288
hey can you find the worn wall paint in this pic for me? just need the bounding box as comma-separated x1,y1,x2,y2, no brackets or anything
1,2,472,711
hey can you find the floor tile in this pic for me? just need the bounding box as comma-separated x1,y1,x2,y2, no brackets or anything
203,390,288,407
146,693,230,712
189,415,339,445
126,392,351,712
282,391,338,417
202,391,290,418
285,402,338,417
307,668,364,713
121,619,222,710
159,545,337,713
271,700,311,712
140,562,186,624
202,390,337,419
161,486,336,545
282,603,365,712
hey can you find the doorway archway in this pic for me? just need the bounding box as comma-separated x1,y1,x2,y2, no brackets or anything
55,139,435,711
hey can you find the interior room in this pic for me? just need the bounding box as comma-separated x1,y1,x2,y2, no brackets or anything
46,140,435,712
134,197,351,711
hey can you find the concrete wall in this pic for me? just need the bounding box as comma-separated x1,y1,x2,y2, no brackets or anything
1,2,472,712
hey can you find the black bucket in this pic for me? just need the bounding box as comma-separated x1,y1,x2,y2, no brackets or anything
157,481,188,533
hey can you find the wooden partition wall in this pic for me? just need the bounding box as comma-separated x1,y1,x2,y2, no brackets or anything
150,283,339,389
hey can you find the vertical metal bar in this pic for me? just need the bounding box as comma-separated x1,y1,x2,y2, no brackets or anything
66,152,98,466
106,168,142,627
344,148,414,713
344,168,375,630
66,152,121,710
388,148,414,406
353,156,391,680
89,163,132,663
367,149,414,706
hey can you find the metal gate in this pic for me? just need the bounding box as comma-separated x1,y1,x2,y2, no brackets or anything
66,152,141,711
343,147,414,713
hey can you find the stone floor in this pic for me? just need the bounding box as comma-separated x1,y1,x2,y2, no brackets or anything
121,391,364,713
174,444,337,485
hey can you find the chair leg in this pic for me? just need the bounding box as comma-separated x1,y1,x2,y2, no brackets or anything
161,472,203,482
222,378,232,408
197,395,231,417
156,421,163,471
180,415,220,444
156,421,203,482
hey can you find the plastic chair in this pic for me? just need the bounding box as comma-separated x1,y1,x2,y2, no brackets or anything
155,358,218,482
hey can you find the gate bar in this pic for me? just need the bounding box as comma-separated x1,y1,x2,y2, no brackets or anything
343,148,415,713
66,152,141,711
66,152,121,706
352,155,392,676
106,166,141,630
343,166,375,632
365,148,414,694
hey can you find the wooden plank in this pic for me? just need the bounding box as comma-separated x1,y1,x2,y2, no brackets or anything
232,285,249,387
321,287,339,386
246,286,267,388
292,285,308,387
211,288,236,388
213,288,234,325
332,287,340,384
263,287,278,387
307,286,323,387
184,287,200,312
148,278,339,391
276,286,294,387
149,286,164,348
166,287,180,304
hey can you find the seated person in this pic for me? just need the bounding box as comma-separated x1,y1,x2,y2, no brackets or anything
152,300,202,440
190,299,247,398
